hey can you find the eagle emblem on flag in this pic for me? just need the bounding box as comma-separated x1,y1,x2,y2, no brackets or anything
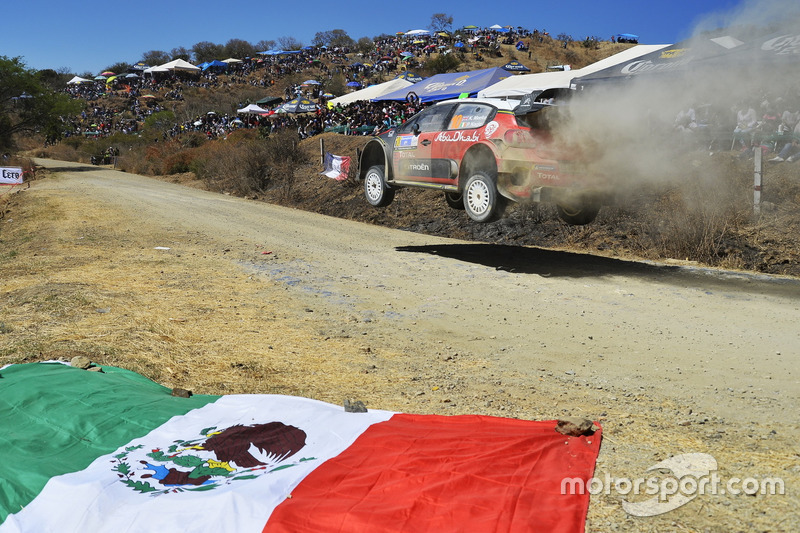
111,422,313,495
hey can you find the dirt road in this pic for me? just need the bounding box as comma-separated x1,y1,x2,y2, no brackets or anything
5,159,799,531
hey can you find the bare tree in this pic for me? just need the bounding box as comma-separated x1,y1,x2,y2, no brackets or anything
277,36,303,50
429,13,453,33
356,37,375,54
105,62,132,75
170,47,191,61
312,29,355,49
192,41,225,63
224,39,256,59
141,50,170,66
255,39,276,53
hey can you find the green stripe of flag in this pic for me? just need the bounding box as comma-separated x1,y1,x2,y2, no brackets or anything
0,363,219,522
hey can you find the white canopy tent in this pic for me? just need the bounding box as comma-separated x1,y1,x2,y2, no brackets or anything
477,44,670,99
328,78,414,107
66,76,91,85
142,65,170,74
477,70,577,99
158,59,201,72
237,103,270,114
567,44,670,78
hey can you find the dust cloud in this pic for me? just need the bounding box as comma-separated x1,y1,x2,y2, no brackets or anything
554,0,800,202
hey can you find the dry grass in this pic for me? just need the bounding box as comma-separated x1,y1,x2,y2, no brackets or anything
0,188,415,409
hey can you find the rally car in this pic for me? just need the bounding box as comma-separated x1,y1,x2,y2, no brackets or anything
358,95,607,225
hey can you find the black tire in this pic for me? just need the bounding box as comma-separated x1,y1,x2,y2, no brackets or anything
463,171,506,223
444,191,465,210
363,165,395,207
556,203,600,225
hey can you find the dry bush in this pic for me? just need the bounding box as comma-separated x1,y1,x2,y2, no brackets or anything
36,140,89,163
764,171,800,206
123,134,207,176
117,145,155,175
191,129,307,199
617,170,751,265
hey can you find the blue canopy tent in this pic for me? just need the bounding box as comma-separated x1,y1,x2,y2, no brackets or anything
615,33,639,43
373,67,511,103
202,60,228,71
258,50,302,56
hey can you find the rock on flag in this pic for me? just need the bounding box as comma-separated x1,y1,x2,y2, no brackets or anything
0,363,601,532
321,152,351,181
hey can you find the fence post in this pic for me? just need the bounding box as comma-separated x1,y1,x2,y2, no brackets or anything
753,146,762,216
319,138,325,166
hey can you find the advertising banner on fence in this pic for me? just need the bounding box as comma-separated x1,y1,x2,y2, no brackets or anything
0,167,24,185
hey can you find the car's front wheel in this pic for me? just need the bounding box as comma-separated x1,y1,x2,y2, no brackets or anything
463,171,506,222
556,203,600,225
364,165,395,207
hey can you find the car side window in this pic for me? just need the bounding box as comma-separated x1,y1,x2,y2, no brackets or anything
413,104,456,133
448,104,495,130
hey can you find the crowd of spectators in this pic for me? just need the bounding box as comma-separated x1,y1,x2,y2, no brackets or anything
672,90,800,161
58,25,566,143
60,23,800,167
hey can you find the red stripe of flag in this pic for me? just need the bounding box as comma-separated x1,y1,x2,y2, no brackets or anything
263,413,601,533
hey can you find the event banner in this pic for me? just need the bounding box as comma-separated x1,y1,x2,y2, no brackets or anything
0,167,23,185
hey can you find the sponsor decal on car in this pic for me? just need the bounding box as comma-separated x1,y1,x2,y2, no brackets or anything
484,121,499,139
395,135,418,149
435,131,482,143
535,170,560,181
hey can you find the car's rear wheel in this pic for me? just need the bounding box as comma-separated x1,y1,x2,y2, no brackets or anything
444,191,465,210
463,171,505,223
364,165,395,207
556,203,600,225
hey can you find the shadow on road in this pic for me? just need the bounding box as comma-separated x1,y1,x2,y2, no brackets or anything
396,243,800,297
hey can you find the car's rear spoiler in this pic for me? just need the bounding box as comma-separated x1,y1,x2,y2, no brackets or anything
513,92,550,116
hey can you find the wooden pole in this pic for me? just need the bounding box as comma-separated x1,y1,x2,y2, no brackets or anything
753,146,762,216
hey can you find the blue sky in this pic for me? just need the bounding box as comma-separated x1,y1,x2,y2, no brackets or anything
1,0,751,74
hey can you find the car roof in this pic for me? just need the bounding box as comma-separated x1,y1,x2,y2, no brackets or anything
429,97,522,112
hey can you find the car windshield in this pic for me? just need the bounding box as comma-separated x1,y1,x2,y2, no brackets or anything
400,104,456,134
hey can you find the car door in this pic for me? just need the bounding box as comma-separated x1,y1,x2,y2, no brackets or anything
434,102,497,185
391,103,456,183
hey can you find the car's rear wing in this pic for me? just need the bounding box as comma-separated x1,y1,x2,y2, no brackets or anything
513,92,549,117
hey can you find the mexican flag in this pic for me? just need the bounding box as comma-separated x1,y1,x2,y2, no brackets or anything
0,363,601,532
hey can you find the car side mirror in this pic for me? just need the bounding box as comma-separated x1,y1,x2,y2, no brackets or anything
412,124,420,136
